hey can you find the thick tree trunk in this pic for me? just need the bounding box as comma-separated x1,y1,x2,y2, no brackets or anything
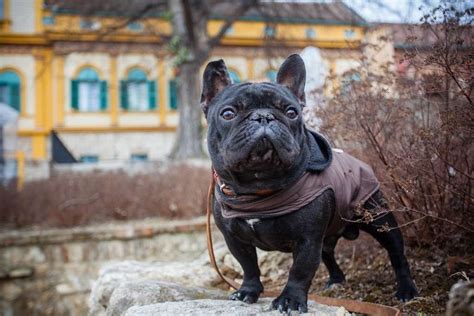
168,0,252,159
168,0,209,159
170,62,205,159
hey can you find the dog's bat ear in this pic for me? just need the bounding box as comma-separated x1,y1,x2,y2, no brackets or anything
277,54,306,105
201,59,232,116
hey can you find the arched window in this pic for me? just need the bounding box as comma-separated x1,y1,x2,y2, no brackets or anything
120,68,156,111
228,70,241,84
71,67,107,112
265,70,277,83
0,70,21,112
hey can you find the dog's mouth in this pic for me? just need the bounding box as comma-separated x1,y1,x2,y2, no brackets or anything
246,137,282,169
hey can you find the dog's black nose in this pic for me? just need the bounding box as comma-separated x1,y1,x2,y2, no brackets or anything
249,110,275,124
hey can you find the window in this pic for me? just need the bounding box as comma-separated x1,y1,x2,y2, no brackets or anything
130,153,148,162
80,155,99,163
341,72,361,95
306,28,316,39
264,25,276,38
127,22,143,32
228,70,241,84
120,68,156,111
344,29,355,39
0,0,4,20
225,26,234,35
265,70,277,83
71,68,107,112
43,16,55,25
0,71,21,112
80,18,100,30
168,79,179,110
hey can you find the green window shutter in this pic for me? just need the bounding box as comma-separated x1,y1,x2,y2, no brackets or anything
100,80,108,110
148,80,156,110
71,80,79,110
120,80,128,110
169,79,178,110
9,83,20,112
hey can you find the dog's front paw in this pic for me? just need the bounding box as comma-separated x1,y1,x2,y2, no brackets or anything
396,277,418,302
271,288,308,314
229,285,262,304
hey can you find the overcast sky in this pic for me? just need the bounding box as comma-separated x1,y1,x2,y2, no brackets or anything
342,0,441,23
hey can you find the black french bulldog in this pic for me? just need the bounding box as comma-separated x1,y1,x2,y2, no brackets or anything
200,54,418,313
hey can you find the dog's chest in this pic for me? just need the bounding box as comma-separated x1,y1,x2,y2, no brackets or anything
246,218,260,230
226,216,297,252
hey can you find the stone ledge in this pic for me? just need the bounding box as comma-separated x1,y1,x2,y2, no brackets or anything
0,217,208,247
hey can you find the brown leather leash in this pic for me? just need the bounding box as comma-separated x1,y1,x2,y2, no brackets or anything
206,176,401,315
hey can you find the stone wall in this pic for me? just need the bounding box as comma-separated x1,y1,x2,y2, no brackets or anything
0,217,215,316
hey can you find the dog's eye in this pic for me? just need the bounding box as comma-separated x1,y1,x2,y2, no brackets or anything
221,109,236,120
285,107,298,119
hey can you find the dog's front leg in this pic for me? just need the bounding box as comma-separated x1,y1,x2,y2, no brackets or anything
223,235,264,304
272,238,323,314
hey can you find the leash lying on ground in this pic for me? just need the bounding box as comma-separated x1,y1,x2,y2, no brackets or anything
206,176,401,316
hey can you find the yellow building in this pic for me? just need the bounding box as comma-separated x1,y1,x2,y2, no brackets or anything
0,0,367,181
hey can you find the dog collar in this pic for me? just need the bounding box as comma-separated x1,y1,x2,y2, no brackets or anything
212,168,274,197
212,168,235,196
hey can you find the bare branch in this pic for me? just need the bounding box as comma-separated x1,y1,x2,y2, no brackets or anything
208,0,258,48
95,2,168,41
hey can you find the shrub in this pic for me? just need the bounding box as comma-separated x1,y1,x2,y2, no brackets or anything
316,4,473,253
0,164,210,228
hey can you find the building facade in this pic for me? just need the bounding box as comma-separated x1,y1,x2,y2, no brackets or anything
0,0,370,181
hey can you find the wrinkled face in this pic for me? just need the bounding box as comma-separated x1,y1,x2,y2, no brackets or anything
207,83,304,177
201,54,309,190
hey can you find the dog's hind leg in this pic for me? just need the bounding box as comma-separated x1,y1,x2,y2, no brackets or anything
322,235,346,289
358,191,419,301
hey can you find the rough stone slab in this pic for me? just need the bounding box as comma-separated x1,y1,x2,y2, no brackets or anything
88,244,350,316
106,281,227,316
124,298,350,316
88,258,223,316
88,244,295,315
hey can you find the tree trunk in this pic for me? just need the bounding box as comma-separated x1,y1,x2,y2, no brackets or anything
168,0,254,159
170,62,205,159
168,0,209,159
